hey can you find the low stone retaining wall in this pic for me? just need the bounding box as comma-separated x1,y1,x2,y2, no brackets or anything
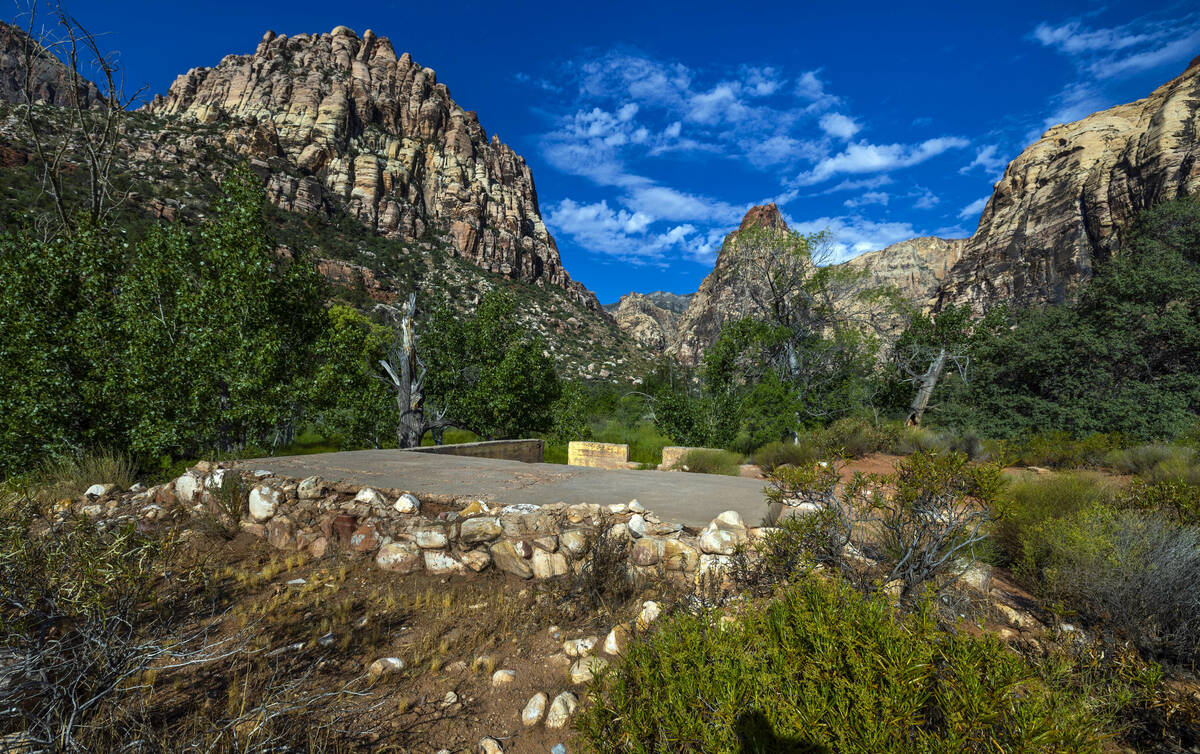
406,439,544,464
567,441,637,469
659,446,724,469
75,463,776,584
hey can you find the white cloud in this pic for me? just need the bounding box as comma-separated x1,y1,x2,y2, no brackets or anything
546,199,696,264
795,137,969,186
959,144,1009,177
958,196,989,220
626,186,744,224
818,112,861,139
911,188,939,209
821,175,894,194
794,70,839,110
843,191,889,208
1032,21,1156,55
787,215,922,263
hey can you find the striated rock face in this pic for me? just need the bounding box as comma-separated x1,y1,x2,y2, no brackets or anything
143,26,600,311
937,57,1200,311
608,293,683,352
0,22,102,108
845,236,966,307
669,203,787,364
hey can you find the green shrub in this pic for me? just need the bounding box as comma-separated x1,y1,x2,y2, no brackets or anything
32,448,137,505
1028,506,1200,665
672,448,742,476
1105,443,1194,477
1119,478,1200,525
1016,431,1123,469
820,416,881,458
578,578,1110,753
991,472,1117,568
591,420,670,466
751,440,821,472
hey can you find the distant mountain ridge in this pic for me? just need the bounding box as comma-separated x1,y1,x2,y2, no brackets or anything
611,58,1200,361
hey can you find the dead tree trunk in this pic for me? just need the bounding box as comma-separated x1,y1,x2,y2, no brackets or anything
378,294,431,448
906,348,947,426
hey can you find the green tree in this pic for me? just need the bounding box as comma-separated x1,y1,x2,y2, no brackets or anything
421,289,560,439
309,305,394,448
928,195,1200,440
115,164,327,459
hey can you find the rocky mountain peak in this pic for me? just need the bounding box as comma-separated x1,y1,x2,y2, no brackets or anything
143,25,603,312
737,203,787,233
0,21,102,108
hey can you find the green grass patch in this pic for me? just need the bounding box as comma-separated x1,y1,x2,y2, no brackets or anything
671,448,742,476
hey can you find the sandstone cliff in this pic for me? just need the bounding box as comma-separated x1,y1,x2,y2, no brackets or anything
143,26,600,311
0,22,101,108
845,236,966,305
607,293,684,352
668,203,789,364
937,56,1200,310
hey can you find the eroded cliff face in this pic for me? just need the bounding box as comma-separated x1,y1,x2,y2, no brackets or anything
668,204,789,365
937,57,1200,311
143,26,600,310
845,236,966,306
0,22,101,108
608,293,684,352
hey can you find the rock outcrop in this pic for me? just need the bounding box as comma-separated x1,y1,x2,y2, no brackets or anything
937,56,1200,311
143,26,600,310
845,236,966,306
0,21,102,108
668,203,788,364
607,293,685,352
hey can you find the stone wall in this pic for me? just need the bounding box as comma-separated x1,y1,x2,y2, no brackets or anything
406,440,544,464
567,441,635,470
75,463,774,585
659,446,724,469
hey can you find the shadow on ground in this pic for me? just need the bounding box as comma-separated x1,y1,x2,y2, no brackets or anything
736,710,831,753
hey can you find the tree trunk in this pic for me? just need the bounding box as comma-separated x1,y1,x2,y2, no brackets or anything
907,348,947,426
381,293,429,448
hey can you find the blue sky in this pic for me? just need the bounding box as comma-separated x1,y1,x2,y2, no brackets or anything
48,0,1200,303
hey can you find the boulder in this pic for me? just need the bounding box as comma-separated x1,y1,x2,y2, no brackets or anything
266,515,296,550
460,516,502,544
297,476,325,500
569,656,609,684
248,484,281,522
559,530,589,557
413,527,449,549
84,483,117,498
491,669,516,687
461,549,492,572
630,537,663,566
394,492,420,513
627,514,648,538
545,691,579,729
562,636,599,657
349,523,380,551
636,600,661,630
367,656,405,679
521,691,548,726
604,623,631,656
174,474,202,505
376,542,422,573
354,487,386,506
489,540,533,578
531,549,568,579
662,539,700,571
424,550,465,575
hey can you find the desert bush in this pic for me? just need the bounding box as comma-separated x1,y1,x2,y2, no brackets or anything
820,415,883,458
1027,506,1200,666
870,451,1002,599
1119,478,1200,525
1015,431,1123,469
672,448,742,476
577,577,1110,753
764,452,1000,602
1105,443,1195,477
537,523,640,629
991,472,1117,568
30,448,137,506
751,439,821,472
892,424,950,455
